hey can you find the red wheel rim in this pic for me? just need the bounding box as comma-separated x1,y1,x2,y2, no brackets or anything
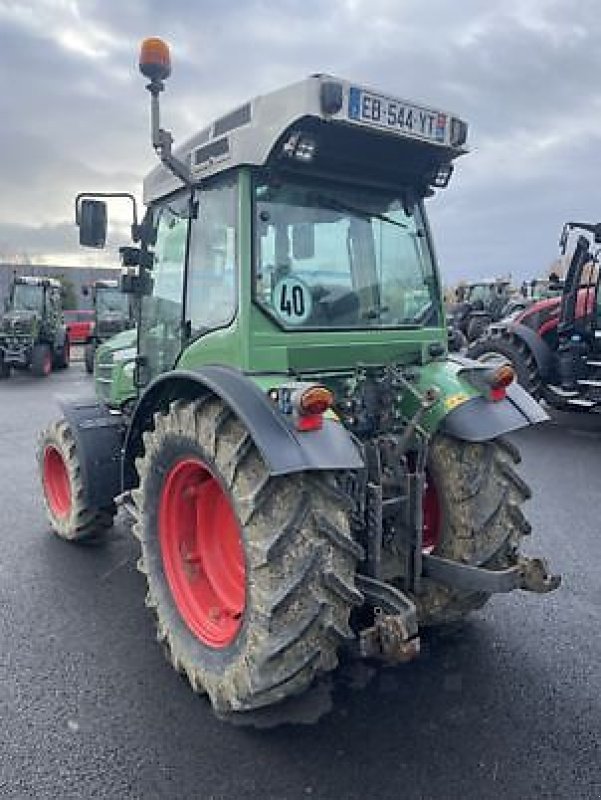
422,470,442,553
43,352,52,375
159,457,246,648
43,446,72,518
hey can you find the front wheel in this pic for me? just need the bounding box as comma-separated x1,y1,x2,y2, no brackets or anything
55,338,70,369
416,434,532,625
0,354,10,379
84,343,95,374
133,396,363,718
31,343,52,377
38,420,116,540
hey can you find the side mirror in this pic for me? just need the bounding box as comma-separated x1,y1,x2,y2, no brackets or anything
78,200,107,248
292,223,315,260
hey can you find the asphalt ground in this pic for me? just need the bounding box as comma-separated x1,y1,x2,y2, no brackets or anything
0,360,600,800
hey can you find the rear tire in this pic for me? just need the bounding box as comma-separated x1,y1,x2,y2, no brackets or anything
38,420,116,541
31,343,52,377
0,354,10,379
133,396,363,719
416,434,531,625
468,334,542,398
84,343,95,374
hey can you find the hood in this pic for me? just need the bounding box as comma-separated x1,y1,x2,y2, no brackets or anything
98,327,137,354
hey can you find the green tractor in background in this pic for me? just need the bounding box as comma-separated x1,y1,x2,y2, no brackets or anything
0,275,70,378
84,279,134,374
37,38,559,725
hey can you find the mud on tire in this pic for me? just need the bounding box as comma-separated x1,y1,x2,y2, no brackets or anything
38,419,116,541
416,434,531,626
132,396,364,717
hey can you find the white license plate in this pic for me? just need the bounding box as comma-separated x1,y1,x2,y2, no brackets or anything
347,87,448,144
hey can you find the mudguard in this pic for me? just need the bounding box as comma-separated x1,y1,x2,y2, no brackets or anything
122,365,364,489
508,321,554,381
60,398,124,508
439,381,548,442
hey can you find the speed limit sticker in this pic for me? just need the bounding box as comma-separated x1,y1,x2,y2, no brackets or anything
272,276,312,325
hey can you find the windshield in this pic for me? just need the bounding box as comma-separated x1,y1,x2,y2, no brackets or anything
12,283,44,312
96,288,129,317
254,178,439,329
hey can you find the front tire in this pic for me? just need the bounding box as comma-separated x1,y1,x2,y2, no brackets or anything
0,354,10,379
55,337,70,369
133,396,363,718
31,343,52,377
38,420,116,540
84,343,95,374
416,434,531,625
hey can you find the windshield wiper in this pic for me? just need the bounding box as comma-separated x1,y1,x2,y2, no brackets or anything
311,193,408,230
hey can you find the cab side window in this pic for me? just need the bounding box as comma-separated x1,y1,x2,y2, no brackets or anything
186,176,238,333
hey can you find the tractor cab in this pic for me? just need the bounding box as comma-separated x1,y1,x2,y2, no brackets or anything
83,279,134,374
78,60,469,391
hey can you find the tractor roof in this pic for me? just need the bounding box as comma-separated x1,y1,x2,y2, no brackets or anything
144,74,468,203
14,276,61,289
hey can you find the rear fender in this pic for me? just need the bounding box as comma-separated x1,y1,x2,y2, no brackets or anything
401,356,548,443
59,399,124,508
122,365,364,491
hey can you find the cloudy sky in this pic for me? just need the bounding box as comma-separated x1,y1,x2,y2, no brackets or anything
0,0,600,283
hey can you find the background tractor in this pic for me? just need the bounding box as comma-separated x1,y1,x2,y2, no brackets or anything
468,221,601,412
37,38,559,725
447,278,513,349
84,279,134,374
0,275,70,378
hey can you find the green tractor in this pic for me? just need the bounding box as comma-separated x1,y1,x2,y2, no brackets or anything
37,38,559,724
0,275,70,378
84,279,134,374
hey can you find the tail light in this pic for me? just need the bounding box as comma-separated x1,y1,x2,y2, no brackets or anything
487,363,515,401
293,385,333,431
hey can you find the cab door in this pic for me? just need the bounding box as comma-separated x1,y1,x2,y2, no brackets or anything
138,194,190,382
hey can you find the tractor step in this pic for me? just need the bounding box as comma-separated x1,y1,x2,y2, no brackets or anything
586,360,601,367
577,379,601,388
547,384,579,398
567,397,596,408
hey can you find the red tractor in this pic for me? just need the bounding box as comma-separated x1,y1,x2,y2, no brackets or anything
468,221,601,411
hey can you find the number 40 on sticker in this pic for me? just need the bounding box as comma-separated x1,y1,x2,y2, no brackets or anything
273,277,312,325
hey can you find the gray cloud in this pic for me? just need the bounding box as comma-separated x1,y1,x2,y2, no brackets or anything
1,0,600,281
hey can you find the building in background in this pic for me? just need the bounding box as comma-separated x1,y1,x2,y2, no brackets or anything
0,264,121,309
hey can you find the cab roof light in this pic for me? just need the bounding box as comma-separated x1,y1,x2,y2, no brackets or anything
282,132,317,162
320,81,343,115
450,117,468,147
431,163,454,188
